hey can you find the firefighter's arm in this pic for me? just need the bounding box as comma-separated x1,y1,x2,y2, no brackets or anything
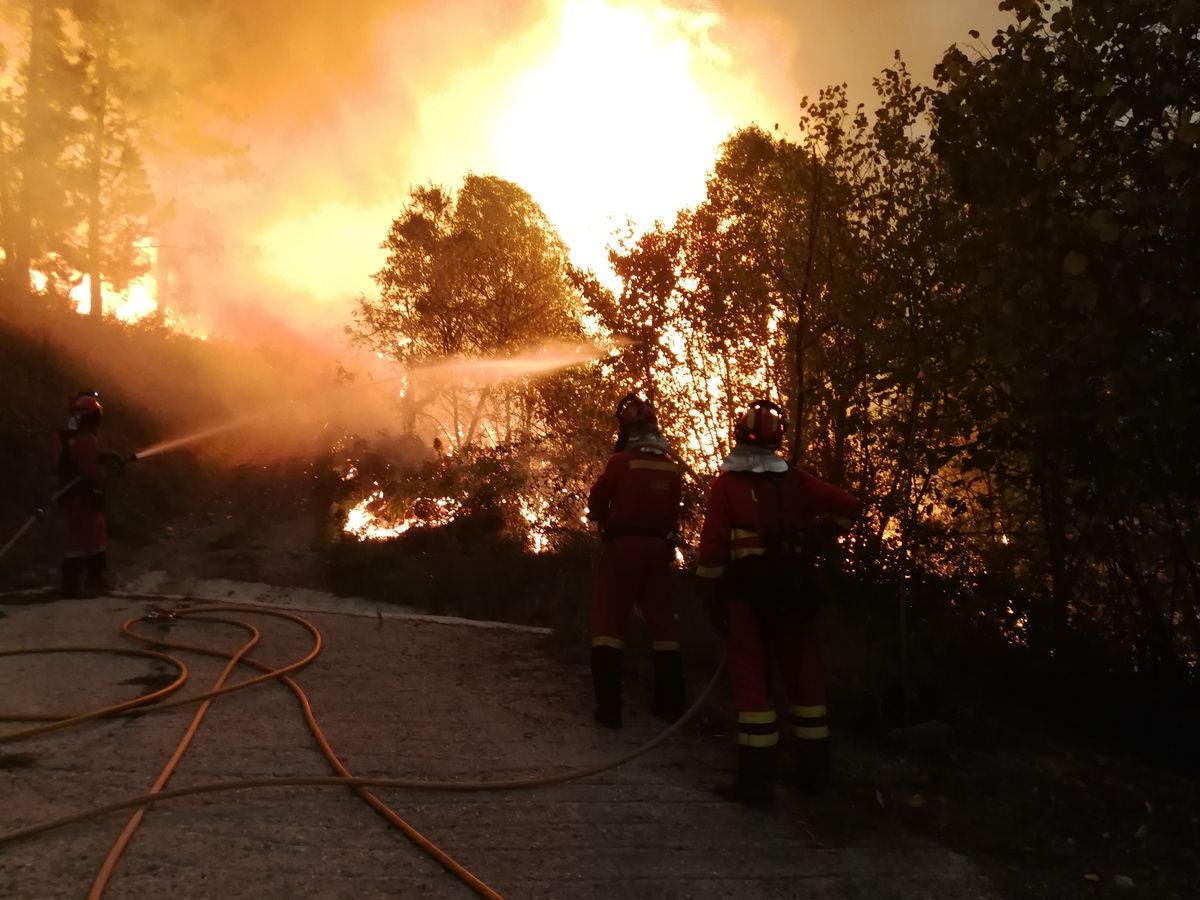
695,481,729,633
695,476,731,587
98,449,132,473
797,471,861,533
585,455,622,527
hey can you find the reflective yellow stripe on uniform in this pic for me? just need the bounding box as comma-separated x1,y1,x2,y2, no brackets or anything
789,704,829,739
591,636,625,649
695,565,726,579
730,526,764,562
737,709,779,746
738,710,778,725
628,460,679,472
793,726,829,739
791,705,827,717
737,732,780,747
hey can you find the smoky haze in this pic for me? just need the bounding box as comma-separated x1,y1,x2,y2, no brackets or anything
716,1,1009,106
3,0,1009,465
124,0,1006,339
1,301,396,467
137,0,542,339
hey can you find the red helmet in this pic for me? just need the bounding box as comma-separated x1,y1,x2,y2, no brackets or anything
615,393,656,431
70,391,102,415
734,399,787,449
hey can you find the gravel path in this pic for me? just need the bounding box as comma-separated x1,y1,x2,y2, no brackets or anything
0,592,999,899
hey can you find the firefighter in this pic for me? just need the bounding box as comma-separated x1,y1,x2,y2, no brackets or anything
56,391,128,598
586,393,685,729
696,399,860,805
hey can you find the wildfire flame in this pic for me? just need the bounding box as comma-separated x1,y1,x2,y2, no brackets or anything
69,274,158,323
342,485,567,553
254,0,777,302
343,490,463,542
489,0,755,280
27,262,208,339
518,494,554,554
327,1,784,550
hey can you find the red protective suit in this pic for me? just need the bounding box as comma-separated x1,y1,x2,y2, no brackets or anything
697,464,859,791
585,438,685,727
57,430,107,558
587,440,683,647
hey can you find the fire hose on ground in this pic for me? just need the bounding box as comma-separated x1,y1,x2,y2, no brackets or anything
0,476,85,563
0,402,725,897
0,601,726,900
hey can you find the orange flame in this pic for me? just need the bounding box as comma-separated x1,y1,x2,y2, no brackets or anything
69,275,158,323
343,490,462,541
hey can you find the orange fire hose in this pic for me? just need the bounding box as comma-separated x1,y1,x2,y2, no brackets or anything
88,617,262,900
0,601,724,899
0,604,322,743
0,477,82,562
0,645,188,738
0,606,509,897
0,650,723,831
107,608,504,900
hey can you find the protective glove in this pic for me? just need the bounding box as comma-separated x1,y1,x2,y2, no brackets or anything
795,516,848,561
101,451,137,475
806,515,850,542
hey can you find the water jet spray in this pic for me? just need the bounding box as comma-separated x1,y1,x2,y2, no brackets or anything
1,341,621,564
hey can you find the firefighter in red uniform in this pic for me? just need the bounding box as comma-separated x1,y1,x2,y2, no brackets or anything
696,399,860,805
586,394,685,729
56,391,127,598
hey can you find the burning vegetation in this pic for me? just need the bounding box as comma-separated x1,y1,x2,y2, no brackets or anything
2,6,1199,897
0,1,1196,720
326,16,1199,688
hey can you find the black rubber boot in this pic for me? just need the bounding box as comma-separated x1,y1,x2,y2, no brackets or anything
60,558,87,599
794,738,831,795
715,744,777,807
652,649,686,721
591,645,624,729
84,552,111,595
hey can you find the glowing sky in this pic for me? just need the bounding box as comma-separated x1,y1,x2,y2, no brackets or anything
141,0,1008,334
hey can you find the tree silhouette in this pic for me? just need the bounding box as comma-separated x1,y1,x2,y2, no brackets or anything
354,174,585,450
933,0,1200,671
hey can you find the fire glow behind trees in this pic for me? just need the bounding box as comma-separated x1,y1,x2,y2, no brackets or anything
336,2,1200,684
0,1,1195,685
0,0,1008,335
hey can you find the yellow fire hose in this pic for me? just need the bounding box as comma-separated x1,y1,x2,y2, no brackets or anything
0,601,725,900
